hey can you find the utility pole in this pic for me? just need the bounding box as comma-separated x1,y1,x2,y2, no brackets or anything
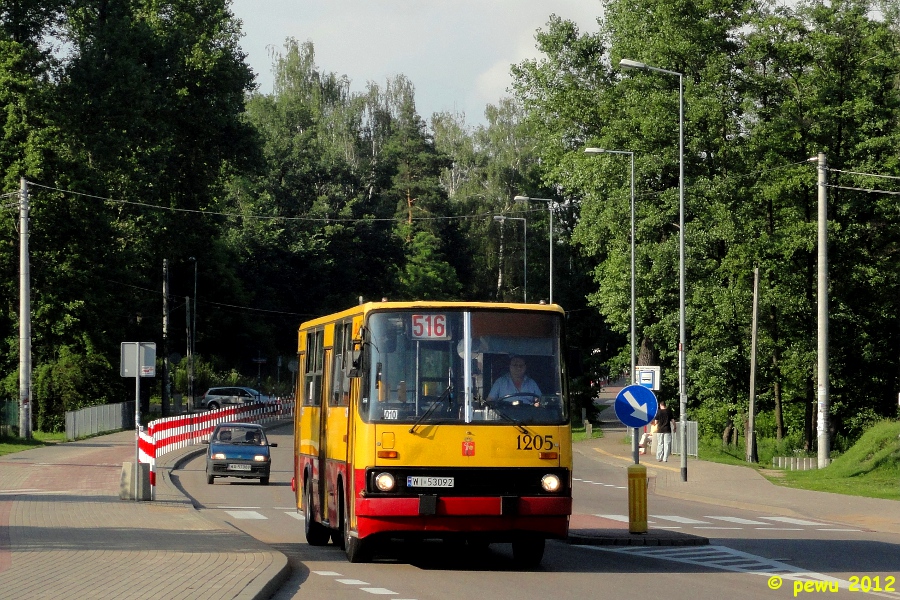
185,295,191,414
816,153,830,468
18,178,32,439
162,260,170,417
495,217,505,299
747,266,759,463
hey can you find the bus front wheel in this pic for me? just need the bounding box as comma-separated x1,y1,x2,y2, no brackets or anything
511,537,545,568
343,504,371,563
304,481,331,546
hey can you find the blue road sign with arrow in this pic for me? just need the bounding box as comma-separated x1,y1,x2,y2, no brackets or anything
614,384,659,428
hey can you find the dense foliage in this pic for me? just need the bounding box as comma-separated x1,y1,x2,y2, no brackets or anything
1,0,898,451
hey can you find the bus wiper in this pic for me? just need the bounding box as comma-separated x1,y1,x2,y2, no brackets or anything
485,402,530,434
409,384,452,434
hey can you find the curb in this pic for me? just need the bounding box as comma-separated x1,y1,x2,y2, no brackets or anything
568,530,709,547
151,420,294,600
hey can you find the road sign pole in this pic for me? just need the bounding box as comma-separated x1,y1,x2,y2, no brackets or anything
134,344,140,502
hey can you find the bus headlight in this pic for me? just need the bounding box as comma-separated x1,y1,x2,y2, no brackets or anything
541,474,561,493
374,472,395,492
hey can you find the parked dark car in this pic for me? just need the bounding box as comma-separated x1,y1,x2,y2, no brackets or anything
201,386,273,410
204,423,276,485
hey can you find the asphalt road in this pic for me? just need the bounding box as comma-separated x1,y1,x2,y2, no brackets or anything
173,423,900,600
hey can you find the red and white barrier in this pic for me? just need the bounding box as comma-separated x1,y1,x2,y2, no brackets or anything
139,398,295,500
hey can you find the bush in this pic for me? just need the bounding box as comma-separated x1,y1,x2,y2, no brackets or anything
31,345,118,432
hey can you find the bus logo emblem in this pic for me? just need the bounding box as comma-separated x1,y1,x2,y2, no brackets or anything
462,441,475,456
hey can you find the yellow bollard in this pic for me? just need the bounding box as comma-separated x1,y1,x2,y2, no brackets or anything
627,463,648,533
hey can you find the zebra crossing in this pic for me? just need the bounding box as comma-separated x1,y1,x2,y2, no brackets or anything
593,513,861,532
582,545,900,599
214,506,858,534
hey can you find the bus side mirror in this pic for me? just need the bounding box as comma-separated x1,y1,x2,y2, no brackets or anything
348,340,363,378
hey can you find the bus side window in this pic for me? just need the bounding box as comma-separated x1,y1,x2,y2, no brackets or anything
305,330,324,406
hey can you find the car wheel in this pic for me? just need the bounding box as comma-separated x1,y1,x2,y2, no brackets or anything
304,480,331,546
260,476,269,485
207,474,214,485
208,401,219,410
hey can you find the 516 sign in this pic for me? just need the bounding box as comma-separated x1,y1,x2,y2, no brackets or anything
411,314,449,339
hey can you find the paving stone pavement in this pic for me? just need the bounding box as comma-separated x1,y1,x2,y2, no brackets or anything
0,429,288,600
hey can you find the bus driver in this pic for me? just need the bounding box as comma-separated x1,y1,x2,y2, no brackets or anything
487,355,542,406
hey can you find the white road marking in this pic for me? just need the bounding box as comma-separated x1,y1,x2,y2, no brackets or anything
225,510,267,519
760,516,824,526
361,589,399,595
336,579,369,585
286,512,305,520
706,516,767,525
651,515,711,524
583,545,900,598
312,571,342,576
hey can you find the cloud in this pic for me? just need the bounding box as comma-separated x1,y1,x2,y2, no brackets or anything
231,0,602,125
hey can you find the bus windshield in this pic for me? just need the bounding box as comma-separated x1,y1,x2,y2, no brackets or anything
361,309,567,425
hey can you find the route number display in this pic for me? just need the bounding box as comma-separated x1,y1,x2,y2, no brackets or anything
411,314,449,339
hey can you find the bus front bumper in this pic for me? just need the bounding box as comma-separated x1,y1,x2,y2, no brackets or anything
355,495,571,538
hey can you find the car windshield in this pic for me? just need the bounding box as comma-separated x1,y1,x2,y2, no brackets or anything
214,426,266,445
361,309,567,426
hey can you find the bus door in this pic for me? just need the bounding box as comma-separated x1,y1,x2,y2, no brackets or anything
319,344,332,523
305,329,325,518
326,320,353,522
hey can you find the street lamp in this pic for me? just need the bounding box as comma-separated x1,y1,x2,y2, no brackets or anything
189,257,197,412
513,196,554,304
619,57,687,481
493,215,527,302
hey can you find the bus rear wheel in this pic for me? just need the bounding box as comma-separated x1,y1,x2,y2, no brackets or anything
511,537,545,568
304,481,331,546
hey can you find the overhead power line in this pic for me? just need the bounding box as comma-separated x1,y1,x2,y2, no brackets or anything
25,181,505,224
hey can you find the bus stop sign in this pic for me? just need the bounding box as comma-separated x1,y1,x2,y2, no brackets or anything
614,384,659,428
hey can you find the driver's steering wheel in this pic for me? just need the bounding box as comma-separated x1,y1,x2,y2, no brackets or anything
491,392,542,407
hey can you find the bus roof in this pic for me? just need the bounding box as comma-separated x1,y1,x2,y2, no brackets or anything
297,301,564,331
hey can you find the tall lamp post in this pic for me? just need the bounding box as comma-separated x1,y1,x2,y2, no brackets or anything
493,215,527,302
583,149,635,384
619,57,687,482
189,257,197,411
513,195,554,304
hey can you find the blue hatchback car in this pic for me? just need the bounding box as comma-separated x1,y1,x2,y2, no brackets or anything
205,423,277,485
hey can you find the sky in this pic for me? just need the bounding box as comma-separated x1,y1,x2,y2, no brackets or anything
229,0,602,127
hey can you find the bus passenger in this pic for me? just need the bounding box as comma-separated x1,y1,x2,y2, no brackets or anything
487,355,542,405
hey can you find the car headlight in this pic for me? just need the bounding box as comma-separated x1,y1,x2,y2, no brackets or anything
541,474,561,493
212,453,226,460
374,472,395,492
253,455,268,462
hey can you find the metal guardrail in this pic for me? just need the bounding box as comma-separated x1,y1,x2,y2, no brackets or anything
671,420,698,457
1,399,19,436
65,402,134,440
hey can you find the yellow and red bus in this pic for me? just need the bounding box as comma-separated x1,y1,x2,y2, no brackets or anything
292,301,573,565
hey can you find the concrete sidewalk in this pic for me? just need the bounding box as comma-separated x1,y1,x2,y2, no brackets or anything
572,395,900,543
0,428,289,600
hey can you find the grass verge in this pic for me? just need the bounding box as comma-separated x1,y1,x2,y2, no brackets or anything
0,431,66,457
